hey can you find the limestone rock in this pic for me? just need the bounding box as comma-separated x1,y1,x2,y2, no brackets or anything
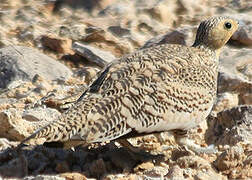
240,92,252,105
60,172,87,180
175,0,215,25
142,26,194,49
0,46,72,89
52,0,115,11
134,162,154,171
218,47,252,104
214,145,251,179
0,108,32,141
175,155,226,180
72,42,115,68
57,24,87,41
0,138,19,151
73,67,99,84
108,25,130,38
140,0,177,26
81,26,132,56
213,92,239,113
0,107,60,142
24,175,65,180
165,165,185,179
232,23,252,46
98,1,135,17
225,0,252,11
22,107,60,124
40,35,73,54
206,105,252,146
142,165,169,179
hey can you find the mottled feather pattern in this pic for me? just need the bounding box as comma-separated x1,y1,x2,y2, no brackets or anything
34,44,217,143
20,16,239,148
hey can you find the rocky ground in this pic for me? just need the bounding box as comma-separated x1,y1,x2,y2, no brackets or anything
0,0,251,179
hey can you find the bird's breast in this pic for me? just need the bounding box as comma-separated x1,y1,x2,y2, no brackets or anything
134,102,214,134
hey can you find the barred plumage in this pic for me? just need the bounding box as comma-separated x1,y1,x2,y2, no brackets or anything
19,16,239,151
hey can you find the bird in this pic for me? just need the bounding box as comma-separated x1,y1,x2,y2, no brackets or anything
18,16,239,154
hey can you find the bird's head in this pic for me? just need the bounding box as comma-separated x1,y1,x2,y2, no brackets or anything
193,16,239,52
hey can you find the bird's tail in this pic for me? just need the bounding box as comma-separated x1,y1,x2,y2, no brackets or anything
16,95,99,150
17,117,72,149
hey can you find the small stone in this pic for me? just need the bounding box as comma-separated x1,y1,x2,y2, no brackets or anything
108,26,130,37
214,145,250,179
165,165,184,179
142,26,194,49
24,175,65,180
58,24,87,40
176,155,211,170
0,108,31,141
72,42,115,68
143,166,169,179
98,2,134,17
22,107,60,123
0,107,60,142
81,27,132,56
0,138,19,151
104,148,137,172
143,0,177,26
134,162,154,172
74,67,99,84
232,24,252,46
195,170,227,180
60,172,87,180
239,63,252,81
17,25,35,42
41,35,73,54
240,92,252,104
213,92,239,112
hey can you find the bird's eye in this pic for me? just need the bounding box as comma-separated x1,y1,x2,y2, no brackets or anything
224,22,232,29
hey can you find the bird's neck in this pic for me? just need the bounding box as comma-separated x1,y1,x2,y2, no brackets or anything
192,43,221,61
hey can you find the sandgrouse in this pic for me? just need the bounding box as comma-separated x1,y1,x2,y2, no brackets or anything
18,16,239,153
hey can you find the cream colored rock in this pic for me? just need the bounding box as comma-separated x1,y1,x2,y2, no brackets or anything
214,144,251,179
232,23,252,46
218,47,252,104
213,92,239,113
142,25,195,48
142,0,177,26
0,107,60,142
176,155,226,180
40,35,73,54
0,46,72,89
241,92,252,105
0,108,31,141
206,105,252,146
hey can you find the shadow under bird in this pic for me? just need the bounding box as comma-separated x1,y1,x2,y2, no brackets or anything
17,16,239,154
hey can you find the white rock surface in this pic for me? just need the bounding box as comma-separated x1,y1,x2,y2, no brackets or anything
0,46,72,89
